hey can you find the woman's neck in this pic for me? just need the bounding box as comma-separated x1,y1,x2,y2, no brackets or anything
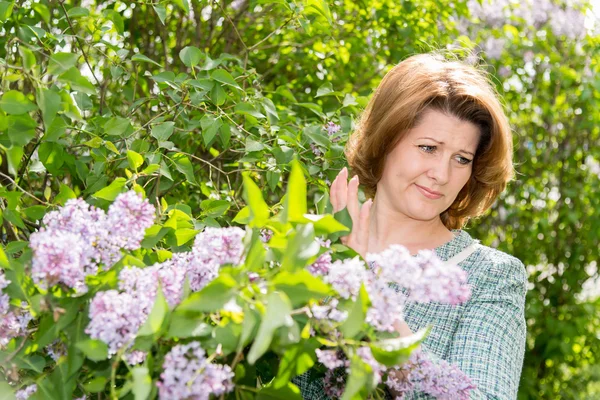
366,198,455,255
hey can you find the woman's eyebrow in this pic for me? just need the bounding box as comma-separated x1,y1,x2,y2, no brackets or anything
418,137,475,157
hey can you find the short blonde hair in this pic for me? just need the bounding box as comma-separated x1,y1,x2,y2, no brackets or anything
346,53,514,229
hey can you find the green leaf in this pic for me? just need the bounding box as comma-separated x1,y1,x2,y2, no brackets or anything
232,206,251,224
200,199,230,217
341,355,372,400
0,91,37,115
303,0,333,24
76,339,109,362
340,284,370,339
273,339,320,387
132,367,152,400
54,184,77,205
151,121,174,141
272,270,332,307
280,224,320,272
131,53,163,68
83,376,107,393
315,82,343,97
166,313,211,339
67,7,89,18
13,354,46,373
38,142,65,173
179,46,202,67
37,88,61,128
280,160,307,224
210,82,226,105
256,381,303,400
0,381,16,400
5,146,23,176
7,114,36,146
127,150,144,171
58,67,96,94
211,69,241,89
303,214,350,235
247,292,293,364
235,102,266,119
242,174,270,227
170,153,198,185
0,1,15,24
173,0,190,14
200,115,221,147
245,138,265,153
153,4,167,24
19,46,36,71
93,177,127,201
48,52,79,75
177,274,238,312
105,116,132,136
175,228,199,245
138,286,168,336
369,328,428,367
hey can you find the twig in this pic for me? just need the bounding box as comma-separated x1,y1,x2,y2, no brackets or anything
0,171,51,205
58,0,104,113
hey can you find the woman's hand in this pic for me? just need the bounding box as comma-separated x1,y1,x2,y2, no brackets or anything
329,167,373,258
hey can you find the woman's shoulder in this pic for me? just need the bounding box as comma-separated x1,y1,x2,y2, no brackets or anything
449,230,527,284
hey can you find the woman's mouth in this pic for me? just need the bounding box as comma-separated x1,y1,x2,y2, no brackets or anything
415,184,443,199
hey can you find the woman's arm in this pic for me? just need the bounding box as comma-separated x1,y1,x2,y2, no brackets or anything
398,256,528,400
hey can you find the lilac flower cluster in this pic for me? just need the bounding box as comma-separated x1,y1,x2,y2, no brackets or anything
324,257,370,299
386,350,476,399
86,226,246,359
157,341,234,400
310,298,348,322
85,290,147,359
324,122,342,143
30,192,155,293
315,242,470,333
310,143,323,157
0,272,31,349
15,384,37,400
468,0,587,40
187,227,246,291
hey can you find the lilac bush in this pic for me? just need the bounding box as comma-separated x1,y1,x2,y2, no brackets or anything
2,181,476,399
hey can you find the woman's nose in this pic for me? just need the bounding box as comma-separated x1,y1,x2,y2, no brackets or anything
426,159,450,185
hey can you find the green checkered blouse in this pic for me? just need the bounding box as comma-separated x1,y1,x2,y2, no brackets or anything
293,229,528,399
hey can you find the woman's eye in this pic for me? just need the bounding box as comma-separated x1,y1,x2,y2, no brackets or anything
456,156,473,165
419,145,436,153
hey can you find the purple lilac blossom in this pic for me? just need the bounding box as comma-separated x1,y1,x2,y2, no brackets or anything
316,349,346,370
107,191,156,251
325,122,341,136
323,369,346,399
45,339,67,361
324,257,369,299
0,308,32,348
157,341,234,400
310,298,348,322
29,229,92,293
0,270,10,315
310,143,323,157
85,290,147,357
386,350,476,399
308,238,332,276
367,246,471,305
188,227,246,291
15,384,37,400
123,350,147,365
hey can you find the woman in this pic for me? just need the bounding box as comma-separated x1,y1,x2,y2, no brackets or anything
297,53,528,399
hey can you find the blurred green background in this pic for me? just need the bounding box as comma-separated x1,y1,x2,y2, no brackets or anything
1,0,599,398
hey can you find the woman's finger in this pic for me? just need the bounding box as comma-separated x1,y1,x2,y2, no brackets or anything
346,175,360,225
336,167,348,211
329,174,339,212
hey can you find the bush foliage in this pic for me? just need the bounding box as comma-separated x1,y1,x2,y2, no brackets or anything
1,0,600,398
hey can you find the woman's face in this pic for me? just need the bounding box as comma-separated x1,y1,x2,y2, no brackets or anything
376,109,480,223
